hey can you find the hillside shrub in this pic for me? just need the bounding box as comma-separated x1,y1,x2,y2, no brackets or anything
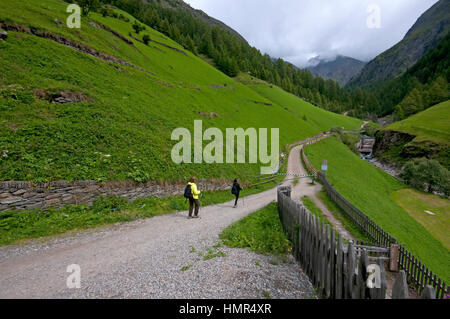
401,158,450,196
142,34,150,45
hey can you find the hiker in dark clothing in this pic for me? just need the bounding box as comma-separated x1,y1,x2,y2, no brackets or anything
232,179,243,208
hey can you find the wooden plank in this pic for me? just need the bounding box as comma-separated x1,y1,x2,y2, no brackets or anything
378,259,387,299
420,286,436,299
321,220,326,294
355,246,389,253
392,270,409,299
312,215,318,285
355,249,367,299
324,224,331,298
315,216,321,288
330,228,336,299
317,219,323,290
346,241,355,299
336,233,343,299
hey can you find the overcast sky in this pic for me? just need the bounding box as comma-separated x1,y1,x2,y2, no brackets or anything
184,0,438,67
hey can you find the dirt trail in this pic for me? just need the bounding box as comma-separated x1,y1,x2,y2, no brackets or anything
0,140,323,299
0,133,369,299
289,140,355,241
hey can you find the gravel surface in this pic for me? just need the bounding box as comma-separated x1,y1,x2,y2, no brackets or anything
0,144,317,299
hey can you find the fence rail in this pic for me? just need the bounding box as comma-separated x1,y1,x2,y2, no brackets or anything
300,144,449,299
277,186,438,299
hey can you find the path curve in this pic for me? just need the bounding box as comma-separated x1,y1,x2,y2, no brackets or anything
0,140,327,299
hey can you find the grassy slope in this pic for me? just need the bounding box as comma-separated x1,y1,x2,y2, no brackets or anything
305,137,450,282
387,100,450,144
239,76,362,133
0,0,361,183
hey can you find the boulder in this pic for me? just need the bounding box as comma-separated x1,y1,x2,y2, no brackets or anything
0,29,7,40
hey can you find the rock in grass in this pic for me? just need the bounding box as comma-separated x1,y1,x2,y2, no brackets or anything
0,29,7,40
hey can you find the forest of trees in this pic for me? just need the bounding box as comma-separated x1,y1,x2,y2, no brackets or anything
76,0,448,121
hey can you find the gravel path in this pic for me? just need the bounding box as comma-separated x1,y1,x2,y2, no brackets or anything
0,143,317,299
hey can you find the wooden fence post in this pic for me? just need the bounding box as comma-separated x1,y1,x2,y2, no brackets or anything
377,260,387,299
346,241,356,299
356,249,369,299
392,270,409,299
390,244,399,272
317,218,323,290
324,224,331,298
330,228,336,299
312,215,318,285
336,234,343,299
420,285,436,299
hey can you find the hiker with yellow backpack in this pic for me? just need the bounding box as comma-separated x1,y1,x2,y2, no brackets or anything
184,177,202,219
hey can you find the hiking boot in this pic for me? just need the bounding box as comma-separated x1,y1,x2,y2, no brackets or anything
193,215,200,219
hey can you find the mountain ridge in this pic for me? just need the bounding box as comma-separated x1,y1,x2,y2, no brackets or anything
347,0,450,90
306,56,366,86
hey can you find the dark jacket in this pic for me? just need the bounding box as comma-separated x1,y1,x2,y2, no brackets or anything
232,183,242,195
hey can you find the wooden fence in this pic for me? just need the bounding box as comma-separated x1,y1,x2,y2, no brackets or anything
277,186,439,299
300,145,449,299
317,172,397,248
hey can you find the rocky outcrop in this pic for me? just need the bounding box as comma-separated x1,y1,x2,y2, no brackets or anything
89,21,134,46
374,130,449,169
34,89,93,104
0,29,7,40
374,130,415,156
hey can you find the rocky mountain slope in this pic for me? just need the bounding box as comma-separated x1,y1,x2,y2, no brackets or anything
347,0,450,90
306,56,366,86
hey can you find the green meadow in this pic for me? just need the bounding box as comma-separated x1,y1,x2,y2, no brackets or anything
305,137,450,282
392,189,450,250
0,0,361,183
248,82,362,133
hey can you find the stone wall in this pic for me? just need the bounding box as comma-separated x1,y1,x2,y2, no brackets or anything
0,180,231,212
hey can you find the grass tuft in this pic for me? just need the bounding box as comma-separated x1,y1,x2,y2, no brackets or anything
220,202,291,256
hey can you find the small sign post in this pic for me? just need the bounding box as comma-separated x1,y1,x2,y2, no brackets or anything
322,160,328,172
